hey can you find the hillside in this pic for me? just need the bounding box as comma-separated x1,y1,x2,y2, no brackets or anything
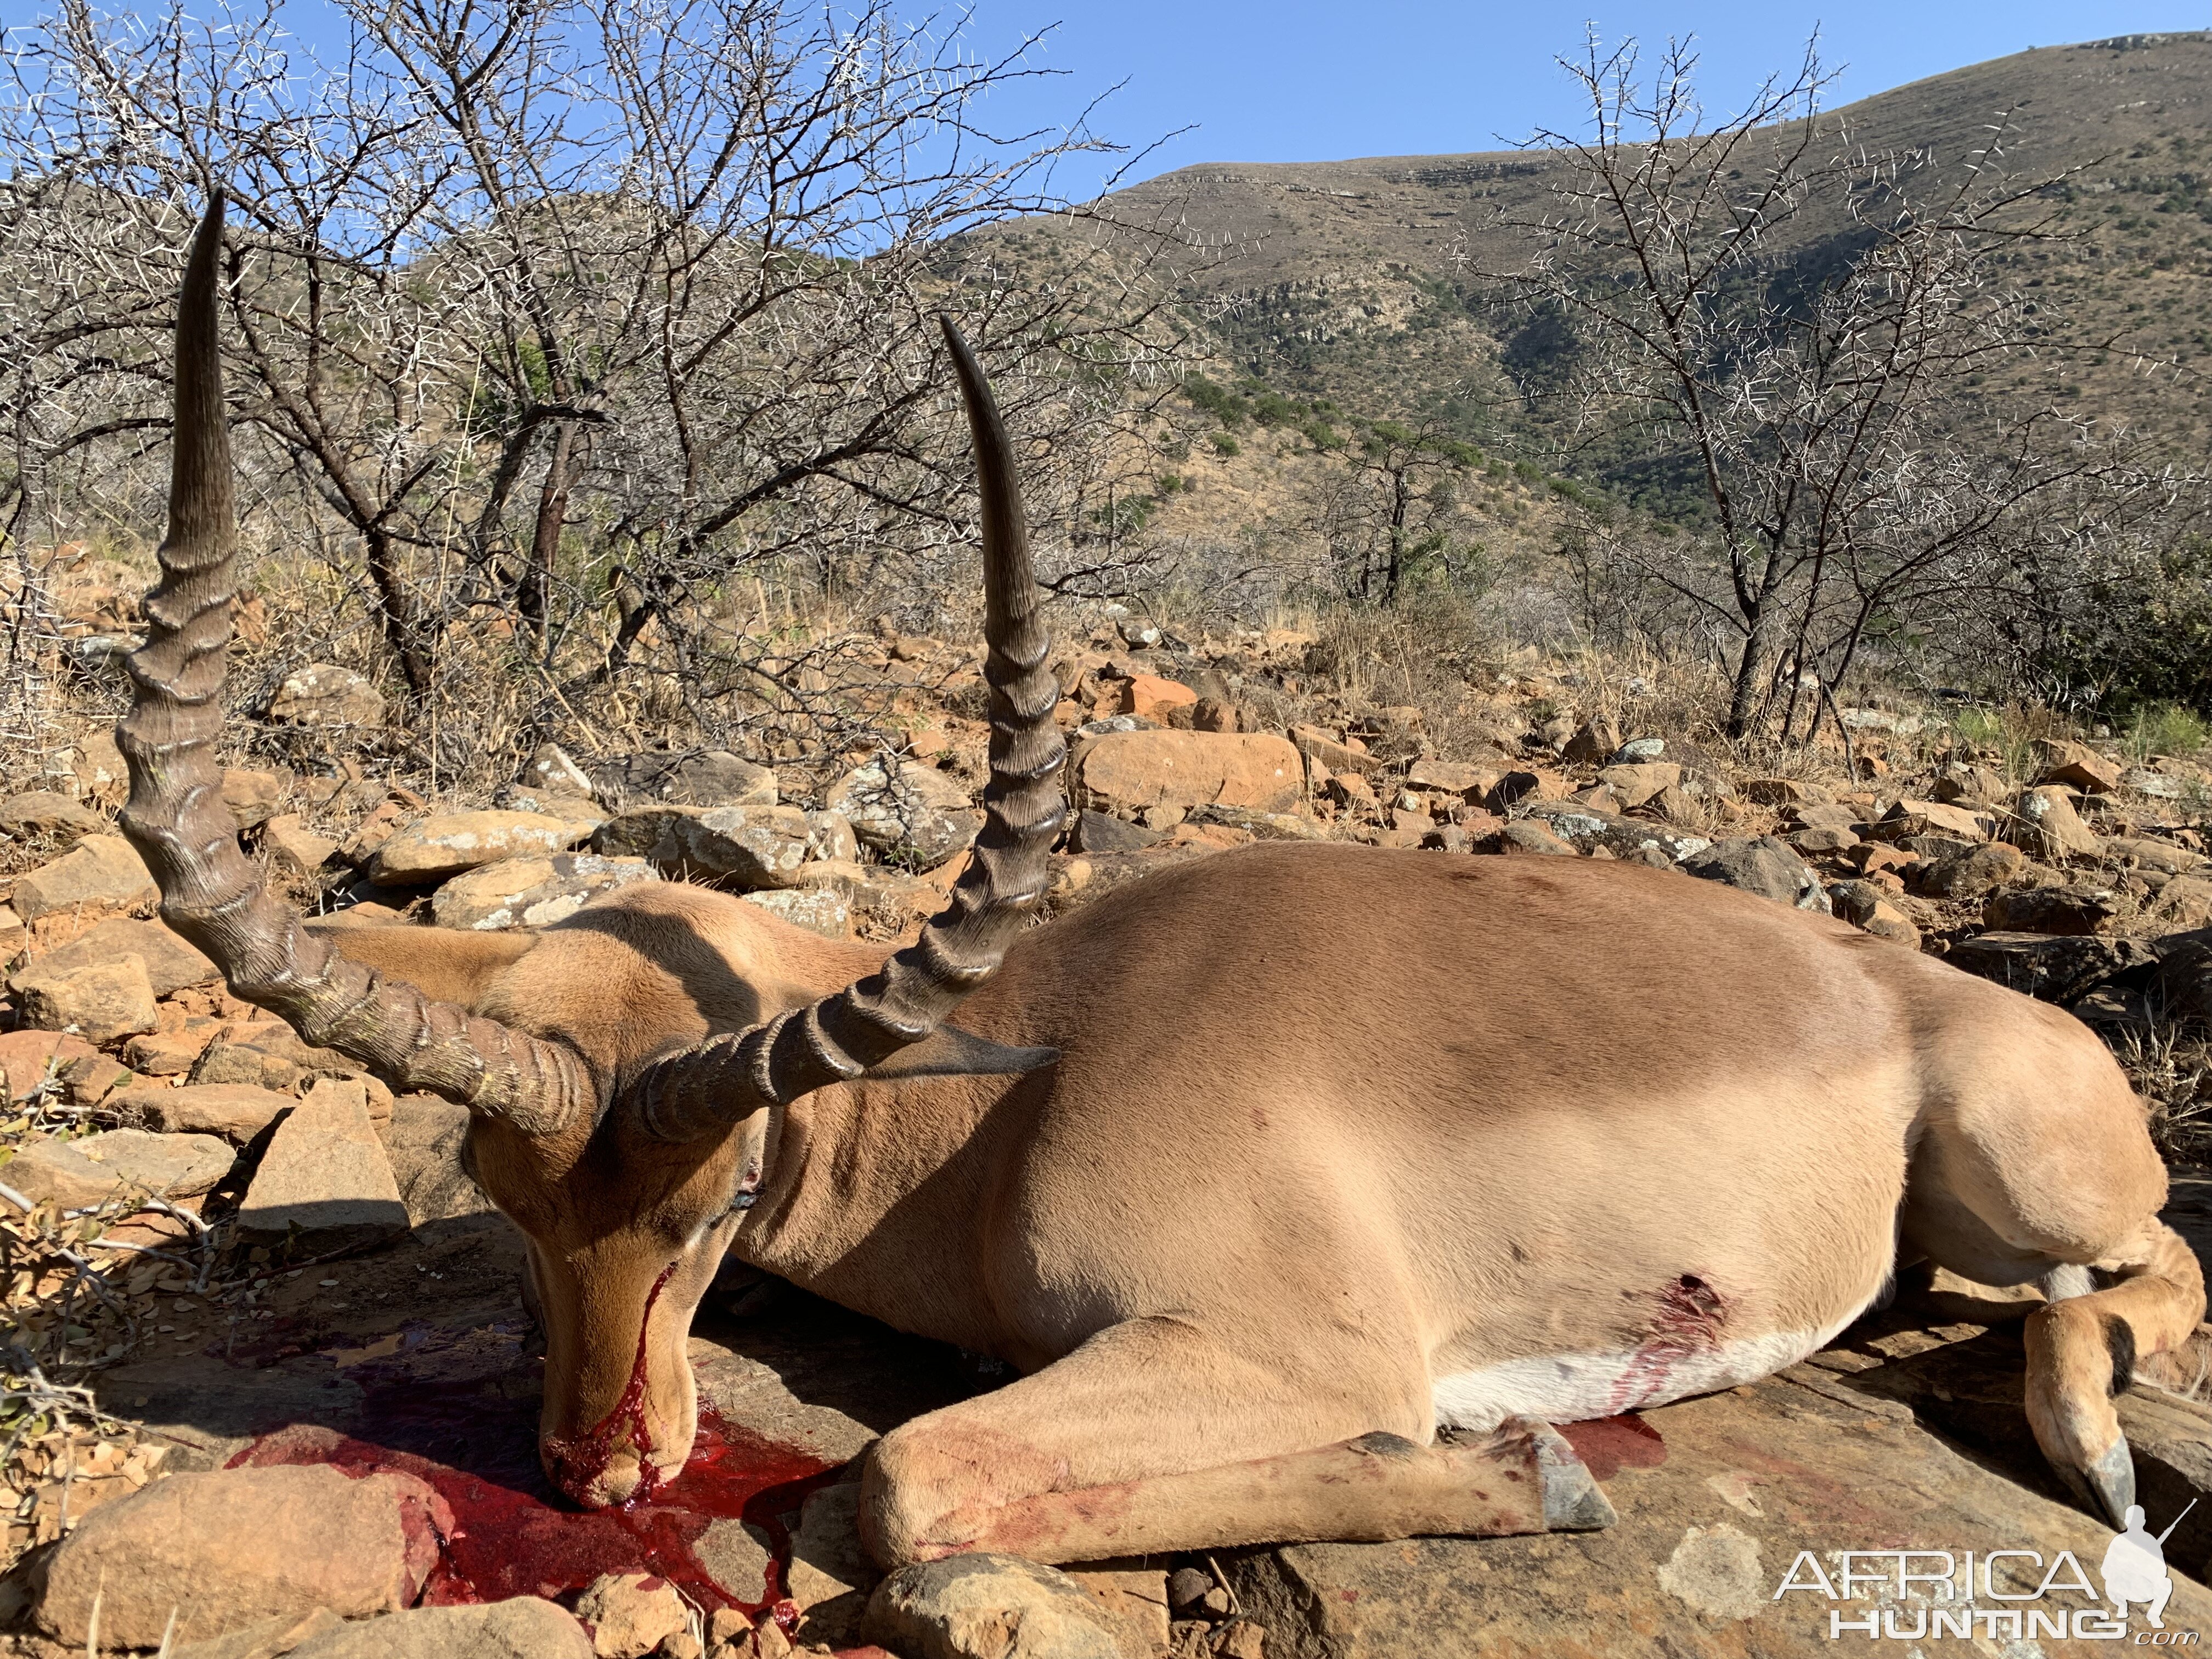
980,31,2212,492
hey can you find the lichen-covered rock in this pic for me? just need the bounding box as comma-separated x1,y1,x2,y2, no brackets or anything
864,1553,1135,1659
828,758,984,865
266,662,384,728
431,852,658,930
368,810,595,884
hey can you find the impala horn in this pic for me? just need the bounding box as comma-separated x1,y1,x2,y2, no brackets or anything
116,197,594,1139
628,318,1067,1141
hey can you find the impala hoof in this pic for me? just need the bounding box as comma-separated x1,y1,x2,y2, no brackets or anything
1521,1418,1618,1531
2058,1436,2136,1530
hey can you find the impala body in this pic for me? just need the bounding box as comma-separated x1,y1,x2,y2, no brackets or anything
120,201,2202,1570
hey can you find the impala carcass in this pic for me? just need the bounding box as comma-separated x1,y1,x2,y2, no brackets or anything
120,200,2202,1568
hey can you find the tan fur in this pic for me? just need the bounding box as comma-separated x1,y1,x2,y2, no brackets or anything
330,842,2201,1557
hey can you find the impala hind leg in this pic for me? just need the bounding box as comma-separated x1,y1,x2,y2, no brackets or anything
2024,1221,2205,1525
1905,1038,2205,1524
858,1316,1612,1568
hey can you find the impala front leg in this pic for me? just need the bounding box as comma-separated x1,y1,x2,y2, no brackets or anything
858,1316,1613,1568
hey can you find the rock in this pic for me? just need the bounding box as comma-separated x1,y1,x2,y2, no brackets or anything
8,916,218,997
2103,834,2205,876
1593,761,1680,810
1869,797,1989,843
2152,875,2212,931
67,729,130,805
3,1128,234,1209
431,852,659,930
1220,1370,2212,1657
1786,826,1857,856
14,953,159,1041
522,742,598,800
1520,801,1711,864
1069,810,1161,854
1495,820,1578,856
36,1463,447,1649
123,1081,301,1143
743,888,851,939
1186,803,1330,841
805,810,859,865
236,1077,409,1253
596,750,777,809
575,1573,687,1659
1481,769,1568,814
675,806,819,889
693,1517,775,1604
2032,737,2123,794
1532,714,1578,752
1076,731,1305,817
787,1482,877,1647
188,1023,392,1113
221,768,287,830
1609,737,1666,764
1946,932,2153,1003
1826,881,1922,946
2126,766,2191,799
864,1554,1135,1659
1912,841,2029,900
1738,777,1824,806
0,789,105,843
172,1609,346,1659
1116,616,1161,649
489,784,609,826
369,810,595,885
1783,802,1860,833
237,1599,593,1659
261,814,338,874
1980,884,2117,935
591,804,705,864
1288,725,1383,777
1120,674,1198,723
266,663,385,728
381,1094,492,1224
2008,785,2102,861
1931,762,2011,808
10,833,158,922
827,759,983,865
1403,758,1500,797
0,1031,99,1102
1560,718,1621,765
1193,696,1239,733
1681,837,1830,911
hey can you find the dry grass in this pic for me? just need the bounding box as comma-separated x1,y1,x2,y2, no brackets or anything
2111,1019,2212,1164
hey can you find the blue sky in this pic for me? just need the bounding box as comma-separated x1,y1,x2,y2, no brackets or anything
5,1,2205,198
951,1,2212,194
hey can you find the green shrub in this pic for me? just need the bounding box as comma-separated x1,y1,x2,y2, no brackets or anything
1209,432,1241,458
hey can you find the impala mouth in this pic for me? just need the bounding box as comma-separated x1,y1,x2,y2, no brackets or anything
540,1261,689,1509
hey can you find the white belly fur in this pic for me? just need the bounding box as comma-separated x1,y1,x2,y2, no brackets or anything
1430,1298,1877,1431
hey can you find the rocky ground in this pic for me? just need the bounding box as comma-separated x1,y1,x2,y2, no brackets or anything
3,610,2212,1656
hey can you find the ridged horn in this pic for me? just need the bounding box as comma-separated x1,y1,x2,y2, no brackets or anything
629,317,1068,1140
115,198,594,1139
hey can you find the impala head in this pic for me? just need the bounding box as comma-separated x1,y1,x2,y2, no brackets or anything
118,198,1066,1506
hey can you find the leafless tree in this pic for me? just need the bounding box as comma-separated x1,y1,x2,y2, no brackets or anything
0,0,1187,781
1480,33,2180,740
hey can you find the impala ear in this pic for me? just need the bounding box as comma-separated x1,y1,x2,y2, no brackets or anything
862,1025,1059,1082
